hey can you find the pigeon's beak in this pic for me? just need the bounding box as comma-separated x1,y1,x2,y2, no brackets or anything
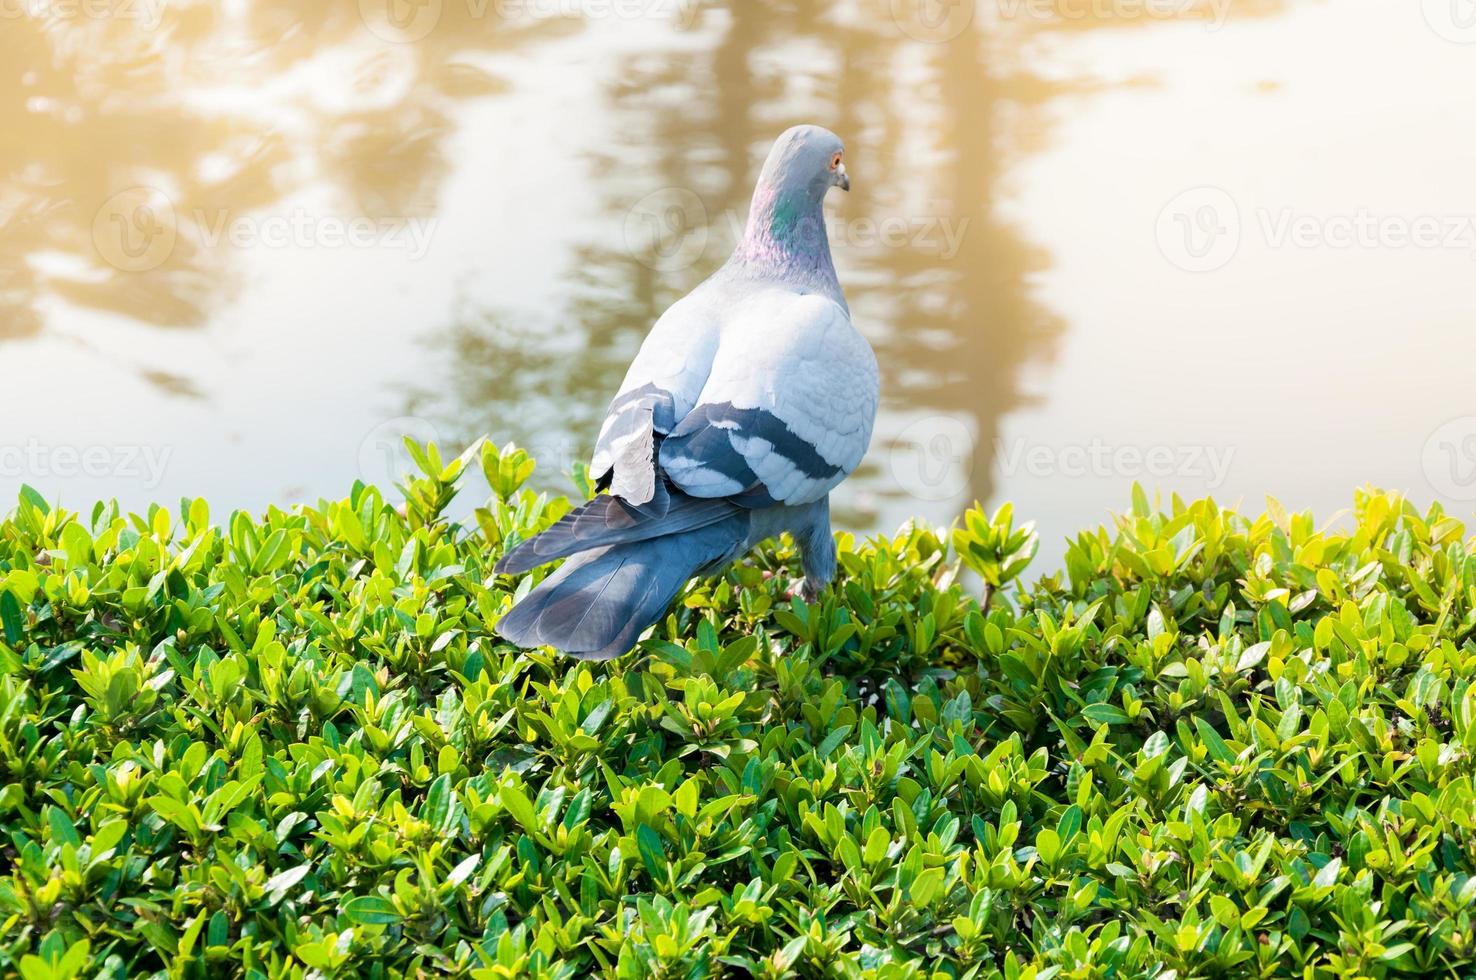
834,163,850,192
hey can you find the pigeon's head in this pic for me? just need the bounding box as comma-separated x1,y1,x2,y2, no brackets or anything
738,126,850,273
759,125,850,204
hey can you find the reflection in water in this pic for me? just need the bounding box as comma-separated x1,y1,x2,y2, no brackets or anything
11,0,1391,547
0,2,560,365
416,0,1287,531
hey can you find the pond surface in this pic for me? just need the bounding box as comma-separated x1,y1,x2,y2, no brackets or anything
6,0,1476,563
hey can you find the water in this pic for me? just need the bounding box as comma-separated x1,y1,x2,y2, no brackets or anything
5,0,1476,563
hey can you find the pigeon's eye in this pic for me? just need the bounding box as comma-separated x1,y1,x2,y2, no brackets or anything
830,151,843,171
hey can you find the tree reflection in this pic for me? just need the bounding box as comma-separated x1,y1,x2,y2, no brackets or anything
7,0,1287,528
0,1,559,372
421,0,1288,529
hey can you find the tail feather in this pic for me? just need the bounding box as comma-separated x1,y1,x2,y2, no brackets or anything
495,484,737,575
496,516,747,660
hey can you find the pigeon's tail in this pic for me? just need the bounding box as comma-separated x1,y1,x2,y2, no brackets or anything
495,483,738,576
495,516,748,660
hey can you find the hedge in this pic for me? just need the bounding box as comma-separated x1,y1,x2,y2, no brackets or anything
1,440,1475,979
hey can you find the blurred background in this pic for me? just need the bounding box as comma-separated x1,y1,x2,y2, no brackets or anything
5,0,1476,563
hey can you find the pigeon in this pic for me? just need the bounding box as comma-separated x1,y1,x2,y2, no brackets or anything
495,125,879,660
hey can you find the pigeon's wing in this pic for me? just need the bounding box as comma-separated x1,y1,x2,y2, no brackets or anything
659,290,878,506
591,289,722,505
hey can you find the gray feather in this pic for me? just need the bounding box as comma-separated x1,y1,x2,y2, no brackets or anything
495,516,748,660
592,384,678,502
660,401,844,497
494,484,742,575
607,408,659,505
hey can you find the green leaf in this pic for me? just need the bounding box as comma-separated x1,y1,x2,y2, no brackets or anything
263,864,311,902
1195,717,1236,764
423,773,455,833
446,854,479,887
1236,641,1270,672
500,783,538,833
1081,703,1130,726
636,824,668,883
350,662,378,703
18,484,49,515
46,807,81,849
344,895,402,925
0,590,23,647
910,867,945,907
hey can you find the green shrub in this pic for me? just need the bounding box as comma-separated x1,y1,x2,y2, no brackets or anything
1,442,1475,979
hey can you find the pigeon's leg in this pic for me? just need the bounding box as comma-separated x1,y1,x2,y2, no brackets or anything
796,498,836,602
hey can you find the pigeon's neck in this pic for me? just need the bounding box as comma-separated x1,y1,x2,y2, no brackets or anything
729,182,842,300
